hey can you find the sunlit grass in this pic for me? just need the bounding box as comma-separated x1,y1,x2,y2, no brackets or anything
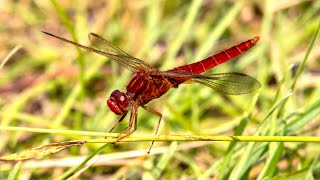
0,1,319,179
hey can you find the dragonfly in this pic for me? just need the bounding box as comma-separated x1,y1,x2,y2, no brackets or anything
43,31,261,153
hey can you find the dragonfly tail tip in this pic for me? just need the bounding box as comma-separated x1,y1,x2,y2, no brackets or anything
252,36,260,44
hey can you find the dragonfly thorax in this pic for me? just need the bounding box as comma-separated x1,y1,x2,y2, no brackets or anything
107,90,130,115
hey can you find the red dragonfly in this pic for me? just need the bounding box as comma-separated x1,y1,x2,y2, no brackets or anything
43,31,261,151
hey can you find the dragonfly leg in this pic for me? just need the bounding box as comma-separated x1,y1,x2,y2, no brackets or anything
115,104,138,142
142,105,162,154
109,112,128,134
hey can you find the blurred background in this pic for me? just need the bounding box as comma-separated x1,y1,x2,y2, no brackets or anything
0,0,319,179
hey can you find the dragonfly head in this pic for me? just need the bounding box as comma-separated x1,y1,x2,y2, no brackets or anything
107,90,130,115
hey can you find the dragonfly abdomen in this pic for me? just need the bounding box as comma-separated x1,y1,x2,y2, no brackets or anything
175,36,259,74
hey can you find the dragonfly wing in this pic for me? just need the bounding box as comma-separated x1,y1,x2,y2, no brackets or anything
42,31,155,72
88,33,155,71
191,73,261,95
88,33,131,56
152,70,260,95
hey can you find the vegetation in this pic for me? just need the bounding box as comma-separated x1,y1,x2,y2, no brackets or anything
0,1,319,179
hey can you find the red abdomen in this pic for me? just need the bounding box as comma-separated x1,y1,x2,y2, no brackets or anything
174,36,259,74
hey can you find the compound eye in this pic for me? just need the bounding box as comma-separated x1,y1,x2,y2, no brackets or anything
107,90,130,115
107,99,123,115
119,95,126,102
115,92,129,112
110,90,121,97
115,93,127,103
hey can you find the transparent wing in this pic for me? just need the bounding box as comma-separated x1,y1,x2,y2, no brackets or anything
88,33,155,71
88,33,131,56
191,73,261,95
42,31,155,72
157,71,261,95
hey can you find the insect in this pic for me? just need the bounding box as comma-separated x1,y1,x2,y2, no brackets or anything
43,31,261,152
